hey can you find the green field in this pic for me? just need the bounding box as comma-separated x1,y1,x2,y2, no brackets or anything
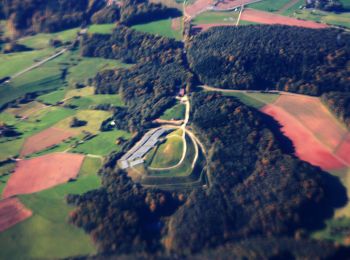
132,19,183,40
217,91,279,109
160,103,186,120
37,89,67,105
281,0,304,16
67,94,124,110
0,157,101,259
0,49,53,78
72,130,131,156
193,11,239,24
88,23,116,34
18,28,80,49
147,134,196,177
292,9,350,28
54,110,112,134
149,130,184,168
66,56,129,87
247,0,291,12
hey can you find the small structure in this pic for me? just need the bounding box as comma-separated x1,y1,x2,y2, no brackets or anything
118,128,166,169
178,88,185,97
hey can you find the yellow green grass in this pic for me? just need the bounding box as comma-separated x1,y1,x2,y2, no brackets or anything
54,110,112,134
0,157,101,259
88,23,116,34
37,89,67,105
0,49,53,78
247,0,292,12
147,133,195,177
291,9,350,28
160,103,186,120
132,18,183,40
149,130,184,168
67,94,124,110
72,130,131,156
64,86,96,99
18,28,80,49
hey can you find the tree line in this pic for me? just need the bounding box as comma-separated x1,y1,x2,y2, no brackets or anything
187,25,350,96
81,26,194,133
322,91,350,129
68,92,347,257
0,0,180,36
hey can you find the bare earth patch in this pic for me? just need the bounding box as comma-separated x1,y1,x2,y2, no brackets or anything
20,127,75,157
261,94,350,171
185,0,213,17
3,153,84,198
171,18,182,31
241,8,329,28
0,197,32,232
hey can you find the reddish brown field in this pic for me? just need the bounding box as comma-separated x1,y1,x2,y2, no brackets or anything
0,197,32,232
185,0,213,17
3,153,84,198
241,8,329,28
261,94,350,171
20,127,75,157
262,105,345,171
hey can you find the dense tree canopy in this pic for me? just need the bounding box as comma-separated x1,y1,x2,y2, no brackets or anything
305,0,344,11
69,93,346,257
188,25,350,96
82,26,193,132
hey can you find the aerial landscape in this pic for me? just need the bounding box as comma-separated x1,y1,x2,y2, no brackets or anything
0,0,349,258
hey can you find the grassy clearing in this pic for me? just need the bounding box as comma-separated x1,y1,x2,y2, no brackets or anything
247,0,291,12
67,94,124,109
132,19,183,40
0,157,101,259
245,92,280,105
88,23,116,34
54,110,111,134
193,11,239,24
147,134,195,177
150,130,184,168
291,9,350,28
340,0,350,9
222,92,265,109
160,103,186,120
64,86,96,99
18,28,80,49
72,130,131,156
37,89,66,105
281,0,304,16
0,49,53,78
66,56,129,87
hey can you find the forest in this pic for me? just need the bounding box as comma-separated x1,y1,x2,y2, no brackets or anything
0,0,179,36
305,0,344,11
322,91,350,129
68,92,347,257
187,25,350,96
83,26,193,132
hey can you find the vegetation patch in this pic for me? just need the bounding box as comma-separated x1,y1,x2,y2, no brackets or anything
88,24,116,34
54,110,112,134
160,103,185,120
0,157,101,259
132,19,183,40
247,0,292,12
72,130,131,156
